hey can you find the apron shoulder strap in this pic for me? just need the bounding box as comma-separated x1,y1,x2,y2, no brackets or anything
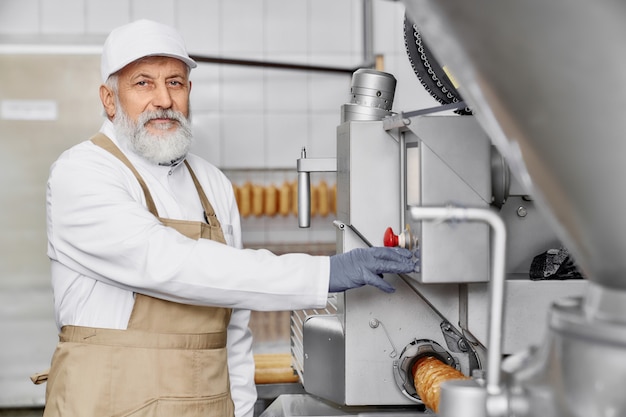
183,160,222,229
90,133,160,217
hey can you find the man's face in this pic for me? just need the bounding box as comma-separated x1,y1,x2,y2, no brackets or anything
115,56,191,136
101,56,195,165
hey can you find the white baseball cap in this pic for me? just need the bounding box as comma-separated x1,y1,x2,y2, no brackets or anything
100,19,197,82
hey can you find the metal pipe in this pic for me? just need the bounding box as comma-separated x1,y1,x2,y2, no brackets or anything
298,171,311,228
298,148,311,228
399,131,406,229
409,206,507,397
362,0,374,65
190,54,358,74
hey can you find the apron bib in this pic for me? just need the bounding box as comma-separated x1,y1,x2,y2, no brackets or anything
39,134,234,417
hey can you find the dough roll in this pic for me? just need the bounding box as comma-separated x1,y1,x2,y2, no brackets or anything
412,356,470,413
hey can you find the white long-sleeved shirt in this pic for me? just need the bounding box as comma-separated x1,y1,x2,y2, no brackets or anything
46,119,330,417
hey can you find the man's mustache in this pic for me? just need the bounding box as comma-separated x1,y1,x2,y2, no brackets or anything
138,109,187,127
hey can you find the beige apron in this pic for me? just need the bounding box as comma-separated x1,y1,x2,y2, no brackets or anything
37,133,235,417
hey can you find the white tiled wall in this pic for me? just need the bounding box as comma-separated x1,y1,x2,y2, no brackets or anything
0,0,439,246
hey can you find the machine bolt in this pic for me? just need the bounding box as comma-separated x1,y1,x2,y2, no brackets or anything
516,206,528,217
457,339,468,352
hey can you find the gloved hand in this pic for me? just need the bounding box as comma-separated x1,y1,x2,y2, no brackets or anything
329,247,417,293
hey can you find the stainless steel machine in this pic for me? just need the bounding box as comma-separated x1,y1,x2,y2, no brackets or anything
262,0,626,415
263,81,585,417
400,1,626,416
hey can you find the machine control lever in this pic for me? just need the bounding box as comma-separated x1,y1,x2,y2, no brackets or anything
296,147,337,228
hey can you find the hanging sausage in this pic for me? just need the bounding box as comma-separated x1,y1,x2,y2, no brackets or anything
252,183,264,217
264,184,278,217
318,180,329,217
278,181,291,217
239,182,252,218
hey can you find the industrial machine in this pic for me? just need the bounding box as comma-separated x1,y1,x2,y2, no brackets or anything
262,0,626,415
263,71,585,417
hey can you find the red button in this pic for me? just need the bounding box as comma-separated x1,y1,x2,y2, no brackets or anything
384,227,399,247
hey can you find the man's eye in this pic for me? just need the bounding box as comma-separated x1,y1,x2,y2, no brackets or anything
136,81,148,86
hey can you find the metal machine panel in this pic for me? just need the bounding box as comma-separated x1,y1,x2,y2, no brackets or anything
499,196,562,273
404,116,491,283
336,120,400,245
302,315,345,404
467,278,588,354
341,275,461,405
331,121,469,406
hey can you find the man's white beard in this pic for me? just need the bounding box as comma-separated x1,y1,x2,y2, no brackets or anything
113,104,193,165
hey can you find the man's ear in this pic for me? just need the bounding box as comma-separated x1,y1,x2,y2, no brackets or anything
99,84,116,119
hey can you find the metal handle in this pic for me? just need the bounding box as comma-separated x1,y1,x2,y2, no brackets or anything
296,147,337,228
298,170,311,228
409,206,507,401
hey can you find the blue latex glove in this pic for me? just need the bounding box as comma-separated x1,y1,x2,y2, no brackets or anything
329,247,416,293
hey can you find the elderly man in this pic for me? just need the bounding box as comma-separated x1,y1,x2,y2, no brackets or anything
37,19,416,417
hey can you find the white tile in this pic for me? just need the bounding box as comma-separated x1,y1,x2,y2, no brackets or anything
308,113,339,158
222,0,264,54
41,0,85,34
85,0,131,34
0,0,39,34
265,223,312,244
222,65,265,111
221,112,266,168
349,0,363,56
178,0,221,55
240,216,269,245
266,113,308,168
309,0,353,54
190,111,222,166
309,53,361,69
130,0,175,26
189,64,221,111
372,0,405,55
265,67,308,112
309,216,335,242
265,0,307,54
266,222,319,244
309,72,351,112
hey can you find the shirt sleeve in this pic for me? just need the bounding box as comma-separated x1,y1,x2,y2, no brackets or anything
46,144,330,312
227,308,256,417
224,168,256,417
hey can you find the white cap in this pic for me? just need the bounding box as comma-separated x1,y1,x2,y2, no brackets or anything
100,19,197,82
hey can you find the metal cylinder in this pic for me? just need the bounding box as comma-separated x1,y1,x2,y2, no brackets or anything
341,68,397,122
504,288,626,417
439,379,487,417
298,171,311,228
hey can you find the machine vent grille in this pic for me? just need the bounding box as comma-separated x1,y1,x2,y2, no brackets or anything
290,295,338,380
